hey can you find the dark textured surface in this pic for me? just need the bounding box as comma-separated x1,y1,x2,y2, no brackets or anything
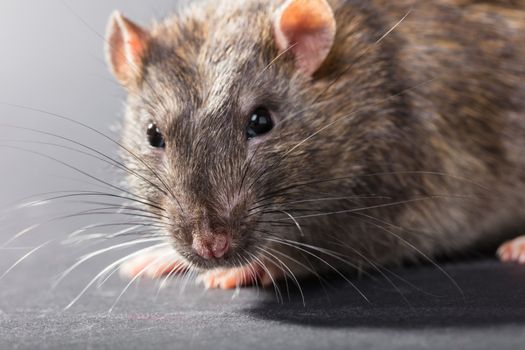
1,1,525,349
2,251,525,350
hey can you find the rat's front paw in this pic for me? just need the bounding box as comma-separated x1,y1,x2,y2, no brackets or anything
196,263,283,290
498,236,525,263
119,247,188,279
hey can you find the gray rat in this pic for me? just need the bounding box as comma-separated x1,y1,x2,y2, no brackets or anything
104,0,525,290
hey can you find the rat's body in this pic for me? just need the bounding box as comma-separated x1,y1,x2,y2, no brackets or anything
106,0,525,289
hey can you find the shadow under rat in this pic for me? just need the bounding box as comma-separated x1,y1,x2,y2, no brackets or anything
241,257,525,330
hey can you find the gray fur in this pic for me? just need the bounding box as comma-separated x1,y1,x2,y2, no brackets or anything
116,0,525,277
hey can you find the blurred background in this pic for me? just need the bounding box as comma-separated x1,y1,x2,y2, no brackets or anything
0,0,185,310
0,0,175,207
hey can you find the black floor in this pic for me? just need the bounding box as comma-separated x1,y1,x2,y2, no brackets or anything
1,246,525,350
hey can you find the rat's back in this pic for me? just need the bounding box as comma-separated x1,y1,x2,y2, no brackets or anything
374,0,525,253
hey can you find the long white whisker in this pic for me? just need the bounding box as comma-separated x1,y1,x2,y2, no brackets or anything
1,224,41,247
258,247,305,306
155,259,187,299
287,195,474,220
63,242,170,310
108,250,175,313
328,234,412,307
265,246,328,286
267,236,365,274
257,43,298,77
353,212,465,300
180,266,198,294
53,237,167,288
282,77,436,159
279,210,304,237
264,237,370,303
375,8,412,44
240,255,260,296
0,241,51,281
247,252,283,303
64,224,140,244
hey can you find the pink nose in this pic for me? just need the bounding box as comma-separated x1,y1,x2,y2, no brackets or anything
192,234,230,260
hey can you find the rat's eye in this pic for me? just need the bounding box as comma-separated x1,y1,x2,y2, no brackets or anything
247,107,273,139
147,122,166,148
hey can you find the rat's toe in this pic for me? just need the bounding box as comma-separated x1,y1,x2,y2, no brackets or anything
498,236,525,263
197,263,283,289
197,267,256,289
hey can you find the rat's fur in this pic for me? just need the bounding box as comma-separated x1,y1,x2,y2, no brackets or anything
116,0,525,279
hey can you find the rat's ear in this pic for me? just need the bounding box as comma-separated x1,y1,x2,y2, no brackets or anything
273,0,336,76
105,11,150,87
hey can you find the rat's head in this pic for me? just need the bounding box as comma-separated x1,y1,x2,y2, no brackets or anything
105,0,409,270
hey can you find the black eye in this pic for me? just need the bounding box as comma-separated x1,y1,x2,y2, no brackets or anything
147,122,166,148
247,107,273,139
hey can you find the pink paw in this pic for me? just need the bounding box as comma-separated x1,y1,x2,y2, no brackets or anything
119,247,188,279
498,236,525,263
197,263,282,290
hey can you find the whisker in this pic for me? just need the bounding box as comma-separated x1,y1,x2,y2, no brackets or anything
65,222,167,241
248,78,438,193
238,142,263,197
65,223,145,243
271,10,413,127
327,234,413,307
278,210,304,237
257,42,298,77
0,127,172,198
281,195,480,220
0,241,52,281
180,265,198,295
264,237,370,303
64,242,170,310
53,237,168,288
257,247,306,306
246,251,284,304
308,8,413,107
264,246,322,283
0,144,155,209
241,255,261,296
2,206,166,247
155,259,188,299
264,245,333,301
68,201,170,220
0,102,184,211
18,191,165,213
353,212,465,301
108,250,175,313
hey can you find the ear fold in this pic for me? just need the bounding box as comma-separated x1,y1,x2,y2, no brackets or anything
273,0,336,76
105,11,150,87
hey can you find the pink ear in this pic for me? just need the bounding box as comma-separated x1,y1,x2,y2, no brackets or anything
273,0,336,76
105,11,150,87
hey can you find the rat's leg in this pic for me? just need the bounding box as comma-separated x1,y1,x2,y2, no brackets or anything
119,246,189,279
497,236,525,263
197,262,284,290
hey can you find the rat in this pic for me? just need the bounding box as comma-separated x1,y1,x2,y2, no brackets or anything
104,0,525,290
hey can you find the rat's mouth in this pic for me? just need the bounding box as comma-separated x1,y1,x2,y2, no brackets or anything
181,250,244,270
174,237,256,271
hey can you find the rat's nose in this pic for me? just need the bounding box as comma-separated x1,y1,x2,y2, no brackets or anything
192,233,230,260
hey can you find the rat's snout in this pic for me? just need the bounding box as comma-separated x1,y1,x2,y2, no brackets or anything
192,232,231,260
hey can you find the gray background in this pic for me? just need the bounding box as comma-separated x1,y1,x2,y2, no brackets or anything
1,1,525,349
